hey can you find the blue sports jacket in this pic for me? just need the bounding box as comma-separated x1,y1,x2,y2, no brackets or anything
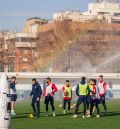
30,82,42,98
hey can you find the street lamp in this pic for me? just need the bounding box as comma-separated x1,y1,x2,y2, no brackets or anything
68,41,72,72
18,56,21,72
50,50,53,72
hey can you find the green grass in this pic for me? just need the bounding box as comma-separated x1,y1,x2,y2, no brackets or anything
11,100,120,129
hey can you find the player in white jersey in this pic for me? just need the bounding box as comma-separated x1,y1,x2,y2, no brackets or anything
98,75,107,114
43,77,58,117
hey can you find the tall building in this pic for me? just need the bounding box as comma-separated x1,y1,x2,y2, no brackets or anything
14,33,37,72
22,17,48,33
0,31,16,72
88,0,119,14
53,0,120,23
9,17,48,72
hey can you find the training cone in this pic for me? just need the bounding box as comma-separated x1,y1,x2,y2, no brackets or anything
28,114,34,118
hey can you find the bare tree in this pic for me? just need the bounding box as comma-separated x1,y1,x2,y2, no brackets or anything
0,30,15,72
32,21,120,73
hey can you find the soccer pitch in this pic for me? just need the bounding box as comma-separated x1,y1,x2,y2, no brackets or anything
11,100,120,129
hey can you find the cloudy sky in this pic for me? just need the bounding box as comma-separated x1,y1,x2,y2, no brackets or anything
0,0,119,31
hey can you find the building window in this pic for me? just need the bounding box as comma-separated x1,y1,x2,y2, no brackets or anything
114,13,120,16
22,67,27,72
18,37,22,42
22,58,28,63
23,50,28,54
8,65,14,72
15,37,37,42
0,64,4,72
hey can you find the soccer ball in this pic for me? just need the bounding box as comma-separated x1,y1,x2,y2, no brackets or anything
86,110,90,116
59,104,63,108
71,104,76,109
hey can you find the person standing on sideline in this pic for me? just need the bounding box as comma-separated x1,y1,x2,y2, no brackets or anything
98,75,107,114
9,76,17,116
86,79,100,118
86,78,94,116
62,80,72,114
30,78,42,117
43,77,58,117
90,79,100,118
72,77,88,119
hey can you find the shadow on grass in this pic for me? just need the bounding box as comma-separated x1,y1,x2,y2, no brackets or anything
12,115,28,119
12,112,44,119
12,111,120,119
100,111,120,117
16,112,44,115
56,111,83,117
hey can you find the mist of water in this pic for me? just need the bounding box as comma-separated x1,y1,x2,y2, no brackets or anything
94,52,120,72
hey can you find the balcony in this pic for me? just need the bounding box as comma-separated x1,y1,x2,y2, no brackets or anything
15,42,37,48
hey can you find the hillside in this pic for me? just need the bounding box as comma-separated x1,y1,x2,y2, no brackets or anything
33,21,120,73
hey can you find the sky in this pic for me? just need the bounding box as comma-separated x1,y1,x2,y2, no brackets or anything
0,0,118,31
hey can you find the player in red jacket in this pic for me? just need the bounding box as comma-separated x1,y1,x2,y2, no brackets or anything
43,77,58,117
